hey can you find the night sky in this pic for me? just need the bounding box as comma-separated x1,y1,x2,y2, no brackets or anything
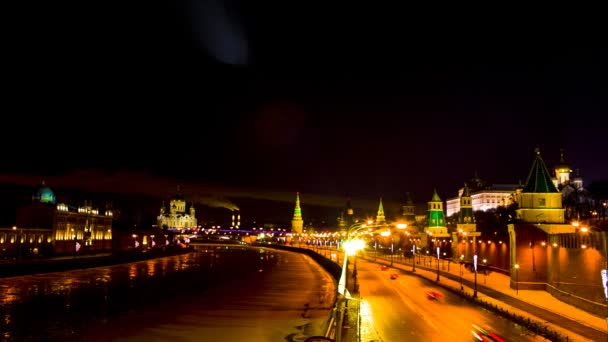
3,2,607,219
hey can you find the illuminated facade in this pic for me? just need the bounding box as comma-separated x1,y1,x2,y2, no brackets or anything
446,183,518,216
53,200,113,253
291,192,304,234
13,181,113,256
157,189,197,230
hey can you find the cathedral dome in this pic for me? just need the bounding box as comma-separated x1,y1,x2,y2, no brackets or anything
32,181,56,204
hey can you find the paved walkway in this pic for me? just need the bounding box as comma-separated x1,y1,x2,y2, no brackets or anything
366,252,608,342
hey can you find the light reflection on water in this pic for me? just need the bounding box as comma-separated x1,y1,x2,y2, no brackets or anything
0,246,273,341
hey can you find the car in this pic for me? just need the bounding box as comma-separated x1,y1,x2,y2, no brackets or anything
380,265,389,271
390,273,399,279
425,291,443,300
471,324,506,342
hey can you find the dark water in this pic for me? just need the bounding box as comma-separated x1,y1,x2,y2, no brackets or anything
0,245,278,341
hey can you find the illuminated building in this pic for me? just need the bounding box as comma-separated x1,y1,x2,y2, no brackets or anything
375,197,386,225
426,189,448,237
157,187,197,230
446,176,518,216
291,192,304,234
514,148,565,224
12,181,113,256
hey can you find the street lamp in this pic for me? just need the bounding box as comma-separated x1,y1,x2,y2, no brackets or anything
339,239,365,295
459,254,464,290
515,263,519,295
12,226,22,259
473,254,478,298
436,246,440,282
483,258,487,284
412,244,416,272
391,238,394,266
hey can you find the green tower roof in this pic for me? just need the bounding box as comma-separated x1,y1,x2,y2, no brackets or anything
431,189,442,202
293,192,302,218
523,148,559,193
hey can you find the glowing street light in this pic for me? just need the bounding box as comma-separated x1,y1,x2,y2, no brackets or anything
473,254,478,298
339,239,366,295
412,244,416,272
436,246,440,282
459,254,464,290
515,263,520,295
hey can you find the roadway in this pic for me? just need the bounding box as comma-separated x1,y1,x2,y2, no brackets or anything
355,256,541,341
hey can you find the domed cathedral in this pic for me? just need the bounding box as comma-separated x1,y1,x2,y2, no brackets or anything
157,186,197,230
13,181,113,257
551,148,592,221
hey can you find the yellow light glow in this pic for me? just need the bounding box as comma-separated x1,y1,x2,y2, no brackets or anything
515,264,519,269
572,222,579,227
396,223,407,229
343,239,365,256
580,227,588,233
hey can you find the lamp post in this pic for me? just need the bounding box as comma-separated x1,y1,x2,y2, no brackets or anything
473,254,478,298
12,226,22,259
390,238,394,266
412,244,416,272
515,263,519,295
459,254,464,290
483,258,487,284
436,246,440,282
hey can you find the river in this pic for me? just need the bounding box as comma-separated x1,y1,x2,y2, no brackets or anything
0,245,336,341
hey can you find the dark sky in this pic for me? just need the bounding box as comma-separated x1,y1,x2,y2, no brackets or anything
3,2,607,215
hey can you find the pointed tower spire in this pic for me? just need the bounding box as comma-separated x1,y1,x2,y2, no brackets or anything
458,183,475,224
516,147,565,223
291,192,304,234
402,192,416,227
293,192,302,219
523,147,559,193
376,197,386,224
426,189,448,236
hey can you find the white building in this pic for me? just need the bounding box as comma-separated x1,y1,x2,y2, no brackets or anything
446,184,518,217
157,190,197,230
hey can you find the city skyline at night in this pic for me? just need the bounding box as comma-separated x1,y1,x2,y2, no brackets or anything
3,2,606,225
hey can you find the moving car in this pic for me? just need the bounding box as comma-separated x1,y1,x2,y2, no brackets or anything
471,323,506,342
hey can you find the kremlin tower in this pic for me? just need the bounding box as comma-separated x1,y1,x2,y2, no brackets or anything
375,197,386,225
291,192,304,234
